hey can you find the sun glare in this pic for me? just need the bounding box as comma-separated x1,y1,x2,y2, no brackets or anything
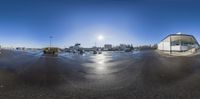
98,35,104,40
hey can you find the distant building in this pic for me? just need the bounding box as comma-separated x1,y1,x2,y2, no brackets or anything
158,33,199,52
104,44,112,50
119,44,129,51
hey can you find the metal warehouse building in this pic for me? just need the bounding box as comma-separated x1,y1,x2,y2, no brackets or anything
158,33,199,52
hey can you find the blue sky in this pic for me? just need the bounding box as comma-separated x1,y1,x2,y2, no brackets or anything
0,0,200,48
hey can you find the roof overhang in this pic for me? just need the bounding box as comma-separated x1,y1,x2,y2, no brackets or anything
161,34,199,46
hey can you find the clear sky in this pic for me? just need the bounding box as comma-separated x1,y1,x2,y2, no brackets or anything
0,0,200,48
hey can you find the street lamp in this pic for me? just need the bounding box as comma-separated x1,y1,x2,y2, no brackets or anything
49,36,53,49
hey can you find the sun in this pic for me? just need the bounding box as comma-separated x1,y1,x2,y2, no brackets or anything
98,35,104,40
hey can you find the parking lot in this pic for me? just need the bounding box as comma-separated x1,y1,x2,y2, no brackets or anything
0,49,200,99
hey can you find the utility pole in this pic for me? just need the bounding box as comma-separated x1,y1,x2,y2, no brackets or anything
180,35,182,51
170,35,172,54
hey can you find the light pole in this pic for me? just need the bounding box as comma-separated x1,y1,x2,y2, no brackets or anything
170,35,172,54
49,36,53,49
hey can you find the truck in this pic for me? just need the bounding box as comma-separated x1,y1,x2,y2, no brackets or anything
43,47,59,54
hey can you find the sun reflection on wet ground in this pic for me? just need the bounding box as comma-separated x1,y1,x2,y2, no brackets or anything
82,53,113,74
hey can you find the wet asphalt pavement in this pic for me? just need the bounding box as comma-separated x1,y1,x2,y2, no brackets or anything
0,49,200,99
